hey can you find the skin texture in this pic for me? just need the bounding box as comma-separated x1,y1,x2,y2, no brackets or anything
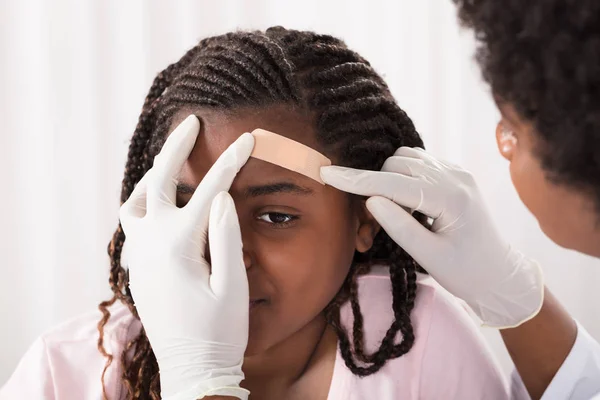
171,107,380,400
494,101,600,399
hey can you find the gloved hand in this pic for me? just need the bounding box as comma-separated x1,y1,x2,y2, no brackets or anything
321,146,544,328
119,115,254,400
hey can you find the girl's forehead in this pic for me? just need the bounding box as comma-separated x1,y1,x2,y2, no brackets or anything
169,107,326,189
169,106,323,154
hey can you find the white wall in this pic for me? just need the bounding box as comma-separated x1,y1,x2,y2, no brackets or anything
2,0,599,385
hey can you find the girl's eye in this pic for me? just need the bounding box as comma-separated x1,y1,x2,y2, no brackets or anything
257,212,296,225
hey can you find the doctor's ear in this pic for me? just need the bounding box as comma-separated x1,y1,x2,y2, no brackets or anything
496,122,517,161
355,199,381,253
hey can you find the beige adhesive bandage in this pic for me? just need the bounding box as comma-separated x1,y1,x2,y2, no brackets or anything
250,129,331,184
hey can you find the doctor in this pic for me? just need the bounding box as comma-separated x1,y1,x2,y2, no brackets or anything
322,0,600,399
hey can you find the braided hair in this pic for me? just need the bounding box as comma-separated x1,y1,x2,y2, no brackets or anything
98,27,426,399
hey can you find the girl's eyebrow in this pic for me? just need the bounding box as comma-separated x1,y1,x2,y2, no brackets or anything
176,182,196,195
243,182,314,198
175,181,314,197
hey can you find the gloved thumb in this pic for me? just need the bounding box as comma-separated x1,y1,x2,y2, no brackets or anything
208,191,248,299
366,196,438,266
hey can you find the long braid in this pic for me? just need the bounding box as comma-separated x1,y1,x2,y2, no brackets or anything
100,27,426,398
97,39,213,400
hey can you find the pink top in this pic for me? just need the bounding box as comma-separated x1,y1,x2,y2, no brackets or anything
0,269,528,399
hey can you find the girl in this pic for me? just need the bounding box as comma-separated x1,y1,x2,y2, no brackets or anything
0,27,525,399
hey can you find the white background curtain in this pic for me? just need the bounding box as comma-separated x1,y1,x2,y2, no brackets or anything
2,0,599,386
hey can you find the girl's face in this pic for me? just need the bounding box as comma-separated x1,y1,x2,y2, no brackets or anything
170,106,379,355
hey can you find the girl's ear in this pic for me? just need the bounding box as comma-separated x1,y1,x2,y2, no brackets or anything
355,199,381,253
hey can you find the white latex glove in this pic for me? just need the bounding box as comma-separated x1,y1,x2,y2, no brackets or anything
321,147,544,328
119,115,254,400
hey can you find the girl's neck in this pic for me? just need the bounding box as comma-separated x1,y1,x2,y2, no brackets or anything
241,314,338,400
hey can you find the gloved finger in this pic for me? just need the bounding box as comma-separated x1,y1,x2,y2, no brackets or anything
438,158,466,173
321,165,443,216
381,156,427,177
186,132,254,222
395,146,449,170
321,166,400,198
366,196,439,268
147,115,201,210
411,148,456,175
208,192,249,300
393,146,427,159
120,171,152,226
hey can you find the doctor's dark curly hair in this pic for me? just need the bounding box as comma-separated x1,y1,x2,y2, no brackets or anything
97,27,425,399
453,0,600,208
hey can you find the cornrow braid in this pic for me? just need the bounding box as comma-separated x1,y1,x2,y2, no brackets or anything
99,27,426,398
